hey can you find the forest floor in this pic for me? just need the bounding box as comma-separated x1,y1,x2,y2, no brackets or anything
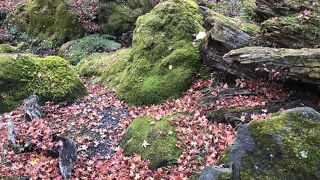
0,74,304,179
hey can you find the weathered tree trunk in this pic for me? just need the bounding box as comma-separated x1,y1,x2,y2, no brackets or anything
223,47,320,85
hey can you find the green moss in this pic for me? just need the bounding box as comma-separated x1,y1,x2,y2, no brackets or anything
122,116,181,169
0,8,8,25
240,110,320,178
262,13,320,48
58,34,121,65
217,172,232,179
76,48,131,87
97,1,153,36
0,54,87,113
112,0,204,105
12,0,85,42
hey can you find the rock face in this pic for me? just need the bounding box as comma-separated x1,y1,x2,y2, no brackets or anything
23,94,43,121
113,0,204,105
122,116,181,169
223,47,320,86
12,0,85,41
0,54,87,113
58,35,121,65
255,0,320,48
229,107,320,179
97,0,154,36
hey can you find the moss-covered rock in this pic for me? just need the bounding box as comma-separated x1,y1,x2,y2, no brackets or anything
112,0,204,105
97,0,154,36
122,116,181,169
77,48,131,87
256,0,320,21
229,107,320,179
261,14,320,48
0,54,86,113
11,0,85,42
58,34,121,64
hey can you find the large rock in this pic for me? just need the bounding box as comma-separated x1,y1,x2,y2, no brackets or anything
11,0,85,41
0,54,87,113
261,14,320,48
122,116,181,169
223,47,320,86
199,167,232,180
112,0,204,105
256,0,320,21
229,107,320,179
58,35,121,65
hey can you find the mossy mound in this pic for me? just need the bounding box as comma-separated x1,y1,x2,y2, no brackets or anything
229,107,320,179
261,14,320,48
11,0,85,42
58,35,121,65
0,54,87,112
122,116,181,169
111,0,204,105
97,0,154,36
77,48,131,87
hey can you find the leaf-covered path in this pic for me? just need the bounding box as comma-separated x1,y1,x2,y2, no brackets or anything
0,76,293,179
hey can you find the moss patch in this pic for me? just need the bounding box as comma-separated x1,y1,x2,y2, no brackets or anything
0,54,87,113
11,0,85,42
122,116,181,169
58,34,121,65
77,48,131,87
240,108,320,178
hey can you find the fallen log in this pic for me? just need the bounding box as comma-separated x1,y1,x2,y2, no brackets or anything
223,47,320,86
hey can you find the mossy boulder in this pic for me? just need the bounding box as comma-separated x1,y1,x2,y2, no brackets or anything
0,54,86,112
97,0,154,36
11,0,85,42
229,107,320,179
199,167,232,180
122,116,181,169
261,14,320,48
58,35,121,65
111,0,204,105
77,48,131,87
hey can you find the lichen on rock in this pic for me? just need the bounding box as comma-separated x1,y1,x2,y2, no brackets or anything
229,107,320,179
0,54,87,113
122,116,181,169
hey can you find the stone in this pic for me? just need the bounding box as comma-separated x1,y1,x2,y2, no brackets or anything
23,94,42,121
122,116,181,169
229,107,320,179
6,116,19,150
199,167,232,180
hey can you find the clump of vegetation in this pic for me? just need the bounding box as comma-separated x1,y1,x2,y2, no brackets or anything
122,116,181,169
59,34,121,65
0,54,87,112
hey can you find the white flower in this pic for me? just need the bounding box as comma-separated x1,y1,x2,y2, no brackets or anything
169,65,173,70
196,31,207,40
